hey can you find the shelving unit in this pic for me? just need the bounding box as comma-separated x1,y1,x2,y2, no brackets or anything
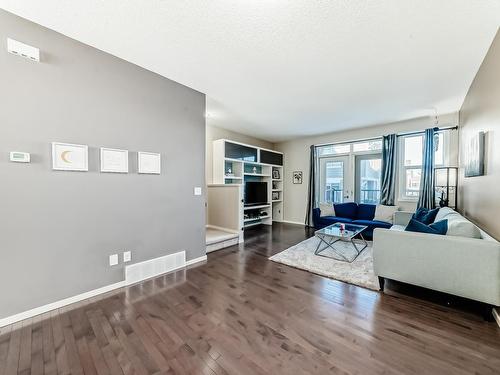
213,139,284,230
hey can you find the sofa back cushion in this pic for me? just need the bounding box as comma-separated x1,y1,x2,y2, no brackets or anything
333,202,358,219
435,207,482,239
357,204,376,220
446,213,482,239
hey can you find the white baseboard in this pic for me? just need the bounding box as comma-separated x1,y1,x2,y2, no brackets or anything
186,255,207,266
0,251,208,328
493,308,500,327
281,219,306,226
0,280,126,328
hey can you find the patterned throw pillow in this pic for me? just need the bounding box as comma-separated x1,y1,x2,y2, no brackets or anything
412,207,440,224
319,202,335,217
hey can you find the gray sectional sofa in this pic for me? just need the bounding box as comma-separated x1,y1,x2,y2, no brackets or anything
373,207,500,319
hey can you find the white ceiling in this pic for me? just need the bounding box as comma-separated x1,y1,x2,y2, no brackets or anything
1,1,499,142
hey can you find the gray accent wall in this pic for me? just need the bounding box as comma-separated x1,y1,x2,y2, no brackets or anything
0,10,206,318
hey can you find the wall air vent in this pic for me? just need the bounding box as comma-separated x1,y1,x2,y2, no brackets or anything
7,38,40,62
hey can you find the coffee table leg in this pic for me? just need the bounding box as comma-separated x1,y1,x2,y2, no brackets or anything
314,234,350,262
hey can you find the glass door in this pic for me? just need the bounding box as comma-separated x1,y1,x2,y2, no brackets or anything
355,154,382,204
319,156,352,204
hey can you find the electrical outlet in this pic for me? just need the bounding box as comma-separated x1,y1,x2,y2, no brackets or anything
123,251,131,263
194,187,202,196
109,254,118,266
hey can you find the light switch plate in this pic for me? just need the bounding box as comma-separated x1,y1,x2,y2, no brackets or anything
10,152,30,163
123,251,131,263
194,187,202,196
109,254,118,266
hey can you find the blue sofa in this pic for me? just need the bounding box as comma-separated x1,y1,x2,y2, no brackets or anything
313,202,392,239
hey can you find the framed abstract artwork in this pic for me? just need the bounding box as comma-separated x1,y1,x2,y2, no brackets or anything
100,148,129,173
138,152,161,174
464,131,485,177
293,171,303,184
52,142,88,171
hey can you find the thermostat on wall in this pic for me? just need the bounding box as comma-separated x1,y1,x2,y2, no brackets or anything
10,151,30,163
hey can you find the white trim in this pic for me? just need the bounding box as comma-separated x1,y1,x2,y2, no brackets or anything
493,308,500,328
281,219,306,226
0,281,126,328
186,255,207,266
0,252,208,328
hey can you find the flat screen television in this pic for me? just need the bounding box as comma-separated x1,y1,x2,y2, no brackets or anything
244,181,268,206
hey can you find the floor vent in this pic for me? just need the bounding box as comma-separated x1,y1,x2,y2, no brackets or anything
125,251,186,285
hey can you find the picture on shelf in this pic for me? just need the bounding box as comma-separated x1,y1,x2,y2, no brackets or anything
52,142,88,171
272,192,279,201
272,169,280,179
293,171,303,184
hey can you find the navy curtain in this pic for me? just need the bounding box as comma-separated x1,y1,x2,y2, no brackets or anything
379,134,397,205
305,145,317,227
417,128,436,209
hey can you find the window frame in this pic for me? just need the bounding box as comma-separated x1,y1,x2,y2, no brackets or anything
398,132,447,201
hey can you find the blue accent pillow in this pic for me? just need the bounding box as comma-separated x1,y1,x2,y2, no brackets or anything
405,219,448,235
412,207,440,224
333,202,358,219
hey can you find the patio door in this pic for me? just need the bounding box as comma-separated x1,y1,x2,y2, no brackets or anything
319,156,352,204
355,154,382,204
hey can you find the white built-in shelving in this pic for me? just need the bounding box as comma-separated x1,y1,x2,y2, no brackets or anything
213,139,284,229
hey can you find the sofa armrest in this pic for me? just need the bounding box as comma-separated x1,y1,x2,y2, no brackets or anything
373,228,500,306
393,211,413,226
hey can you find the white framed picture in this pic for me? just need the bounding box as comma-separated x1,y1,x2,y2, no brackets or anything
52,142,88,171
100,148,129,173
138,152,161,174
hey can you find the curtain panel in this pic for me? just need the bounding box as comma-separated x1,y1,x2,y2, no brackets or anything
379,134,397,205
417,128,436,209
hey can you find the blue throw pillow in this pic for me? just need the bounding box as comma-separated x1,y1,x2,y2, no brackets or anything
405,219,448,235
412,207,440,224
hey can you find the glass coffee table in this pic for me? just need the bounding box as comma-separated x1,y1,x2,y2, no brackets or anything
314,223,368,263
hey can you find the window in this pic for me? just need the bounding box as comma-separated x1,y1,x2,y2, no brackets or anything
318,144,350,156
399,133,445,200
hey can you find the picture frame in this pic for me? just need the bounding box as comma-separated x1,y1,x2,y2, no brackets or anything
138,152,161,174
464,131,485,177
52,142,88,171
272,169,280,179
100,148,129,173
272,192,279,201
293,171,303,184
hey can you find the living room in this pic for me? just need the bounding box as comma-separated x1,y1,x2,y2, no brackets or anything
1,2,500,374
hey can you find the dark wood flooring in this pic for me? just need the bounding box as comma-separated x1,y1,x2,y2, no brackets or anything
1,223,499,375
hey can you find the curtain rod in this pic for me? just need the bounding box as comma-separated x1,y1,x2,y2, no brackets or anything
314,125,458,148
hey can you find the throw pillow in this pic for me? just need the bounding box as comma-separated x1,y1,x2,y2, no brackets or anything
434,207,455,222
319,202,335,217
405,219,448,235
373,205,399,224
413,207,440,224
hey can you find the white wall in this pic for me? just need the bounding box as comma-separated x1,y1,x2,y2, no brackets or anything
206,124,273,183
275,113,459,224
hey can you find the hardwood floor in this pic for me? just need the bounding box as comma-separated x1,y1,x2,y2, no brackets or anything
1,223,499,375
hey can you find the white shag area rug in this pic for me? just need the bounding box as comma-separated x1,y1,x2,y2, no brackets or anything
269,236,379,291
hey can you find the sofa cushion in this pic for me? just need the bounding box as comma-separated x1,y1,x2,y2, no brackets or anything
413,207,440,224
357,204,376,220
405,218,448,235
434,207,456,222
352,219,392,229
445,213,482,239
333,202,358,219
319,202,335,217
322,216,353,224
374,205,398,224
